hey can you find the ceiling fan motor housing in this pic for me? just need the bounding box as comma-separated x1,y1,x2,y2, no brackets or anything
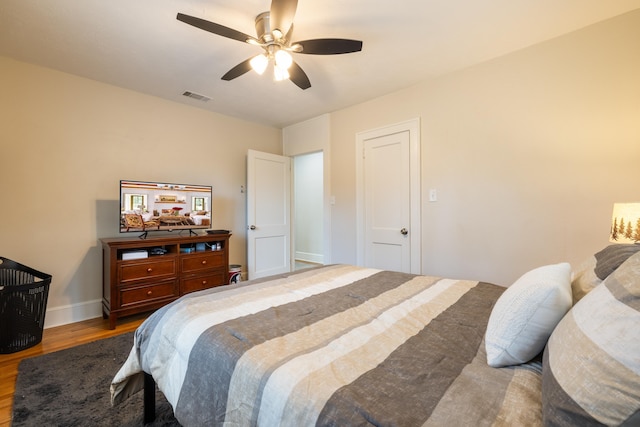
255,12,274,43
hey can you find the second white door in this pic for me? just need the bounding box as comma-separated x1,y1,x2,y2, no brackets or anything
364,131,410,272
357,119,421,274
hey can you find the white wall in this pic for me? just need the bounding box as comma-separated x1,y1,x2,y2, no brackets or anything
327,9,640,286
0,56,282,327
293,152,324,263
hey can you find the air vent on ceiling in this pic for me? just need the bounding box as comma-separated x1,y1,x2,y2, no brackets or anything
182,91,211,102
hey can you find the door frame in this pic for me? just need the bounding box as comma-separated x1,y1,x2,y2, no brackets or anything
283,114,332,267
355,118,421,274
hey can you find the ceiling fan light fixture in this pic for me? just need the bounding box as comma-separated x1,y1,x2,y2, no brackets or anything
274,64,290,81
274,49,293,69
177,1,363,91
250,54,269,75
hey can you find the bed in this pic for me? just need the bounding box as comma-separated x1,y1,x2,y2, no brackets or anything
111,245,640,426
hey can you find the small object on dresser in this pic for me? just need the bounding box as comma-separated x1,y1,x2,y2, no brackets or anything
206,229,230,235
122,250,148,260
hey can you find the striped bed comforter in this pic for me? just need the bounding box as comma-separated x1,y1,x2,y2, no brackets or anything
111,264,543,426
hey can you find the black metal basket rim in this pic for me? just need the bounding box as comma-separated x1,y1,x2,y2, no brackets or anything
0,257,50,273
0,257,52,290
0,278,51,292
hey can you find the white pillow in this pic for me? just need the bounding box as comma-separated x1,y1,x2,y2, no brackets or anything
485,262,572,367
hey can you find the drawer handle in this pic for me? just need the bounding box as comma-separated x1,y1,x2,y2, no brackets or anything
147,290,153,296
147,268,153,273
201,260,207,265
202,280,207,285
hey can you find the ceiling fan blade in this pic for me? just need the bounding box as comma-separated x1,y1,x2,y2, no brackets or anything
177,13,257,44
270,0,298,38
289,61,311,90
221,58,253,81
283,22,295,44
295,38,363,55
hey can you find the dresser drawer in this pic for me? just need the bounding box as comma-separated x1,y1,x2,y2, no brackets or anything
119,258,177,283
120,280,178,307
181,252,224,273
181,269,227,294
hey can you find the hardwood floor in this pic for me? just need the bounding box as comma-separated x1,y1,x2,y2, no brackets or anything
0,314,147,427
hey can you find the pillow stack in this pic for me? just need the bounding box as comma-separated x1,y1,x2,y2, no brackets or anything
484,245,640,424
542,251,640,425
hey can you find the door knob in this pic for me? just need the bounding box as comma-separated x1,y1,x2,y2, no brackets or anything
249,225,256,230
400,228,408,235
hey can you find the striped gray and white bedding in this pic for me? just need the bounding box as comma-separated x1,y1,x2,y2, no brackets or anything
111,264,543,426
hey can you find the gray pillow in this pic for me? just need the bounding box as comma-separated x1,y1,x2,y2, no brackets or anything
593,244,640,279
571,244,640,303
543,251,640,425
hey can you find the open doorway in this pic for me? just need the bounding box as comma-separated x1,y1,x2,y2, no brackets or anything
293,151,324,270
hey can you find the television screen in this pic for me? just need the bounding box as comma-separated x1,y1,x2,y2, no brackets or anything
120,180,212,233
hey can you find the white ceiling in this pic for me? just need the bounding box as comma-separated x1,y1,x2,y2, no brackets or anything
1,1,639,128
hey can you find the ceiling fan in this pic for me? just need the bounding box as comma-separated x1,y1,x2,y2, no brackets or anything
177,0,363,90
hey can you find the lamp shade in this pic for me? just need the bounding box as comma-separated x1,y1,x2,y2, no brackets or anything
610,203,640,243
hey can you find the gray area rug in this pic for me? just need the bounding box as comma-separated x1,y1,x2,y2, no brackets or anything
12,332,180,426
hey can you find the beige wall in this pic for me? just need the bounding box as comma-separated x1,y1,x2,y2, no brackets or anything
329,9,640,286
0,56,282,327
2,8,639,327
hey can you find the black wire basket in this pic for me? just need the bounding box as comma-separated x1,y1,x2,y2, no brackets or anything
0,257,52,354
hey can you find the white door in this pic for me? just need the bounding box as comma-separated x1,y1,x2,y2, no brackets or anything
246,149,291,279
356,119,421,274
364,132,410,271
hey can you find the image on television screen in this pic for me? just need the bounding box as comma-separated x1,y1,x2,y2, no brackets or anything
120,180,212,233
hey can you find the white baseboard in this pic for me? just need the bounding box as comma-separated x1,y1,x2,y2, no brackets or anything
295,251,324,264
44,299,103,329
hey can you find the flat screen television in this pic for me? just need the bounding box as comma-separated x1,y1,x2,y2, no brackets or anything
120,180,212,235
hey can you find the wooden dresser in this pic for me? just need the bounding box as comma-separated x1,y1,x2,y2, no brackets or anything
101,233,230,329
